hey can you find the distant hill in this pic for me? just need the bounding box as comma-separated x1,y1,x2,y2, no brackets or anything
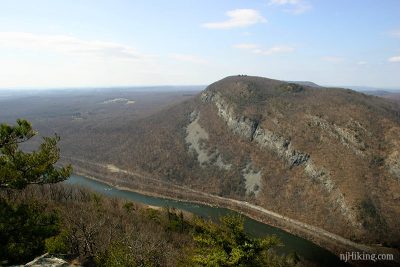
287,81,321,88
362,90,393,96
338,86,400,104
359,90,400,103
343,85,400,92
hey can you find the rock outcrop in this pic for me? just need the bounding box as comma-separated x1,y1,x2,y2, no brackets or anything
201,88,360,228
185,111,231,170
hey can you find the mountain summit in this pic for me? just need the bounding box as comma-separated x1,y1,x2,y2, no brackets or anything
70,75,400,246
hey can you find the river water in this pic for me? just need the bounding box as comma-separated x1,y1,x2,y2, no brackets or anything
66,174,347,267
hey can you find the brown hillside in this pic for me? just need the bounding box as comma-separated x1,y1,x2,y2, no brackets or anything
86,75,400,247
30,76,399,248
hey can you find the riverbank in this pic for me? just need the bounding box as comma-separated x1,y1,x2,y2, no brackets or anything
63,158,399,266
67,174,346,267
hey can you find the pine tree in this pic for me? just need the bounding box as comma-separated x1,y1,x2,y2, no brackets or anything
0,119,71,189
192,214,297,266
0,119,72,264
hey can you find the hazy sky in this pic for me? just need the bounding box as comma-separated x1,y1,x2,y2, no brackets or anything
0,0,399,89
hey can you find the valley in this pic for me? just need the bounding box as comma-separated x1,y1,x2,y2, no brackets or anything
1,77,400,265
2,2,399,265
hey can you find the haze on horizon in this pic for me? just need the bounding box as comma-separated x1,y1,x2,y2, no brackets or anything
0,0,399,90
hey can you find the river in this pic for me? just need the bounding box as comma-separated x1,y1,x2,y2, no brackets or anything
66,174,347,267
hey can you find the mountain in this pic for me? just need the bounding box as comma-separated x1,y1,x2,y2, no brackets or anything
81,75,399,247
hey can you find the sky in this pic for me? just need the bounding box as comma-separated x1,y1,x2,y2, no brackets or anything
0,0,399,89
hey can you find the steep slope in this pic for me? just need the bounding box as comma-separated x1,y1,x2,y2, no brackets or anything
194,76,400,245
63,76,400,247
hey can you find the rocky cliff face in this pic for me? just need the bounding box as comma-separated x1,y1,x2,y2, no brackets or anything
201,91,258,141
385,125,400,180
200,88,360,229
181,75,399,244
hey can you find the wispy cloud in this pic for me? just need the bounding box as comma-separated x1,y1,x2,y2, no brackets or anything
233,43,259,50
202,9,267,29
0,32,153,61
388,56,400,62
322,56,345,63
169,53,208,64
388,29,400,38
357,61,367,65
269,0,312,14
234,43,294,55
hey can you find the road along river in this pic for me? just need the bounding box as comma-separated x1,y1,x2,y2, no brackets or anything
66,174,347,267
